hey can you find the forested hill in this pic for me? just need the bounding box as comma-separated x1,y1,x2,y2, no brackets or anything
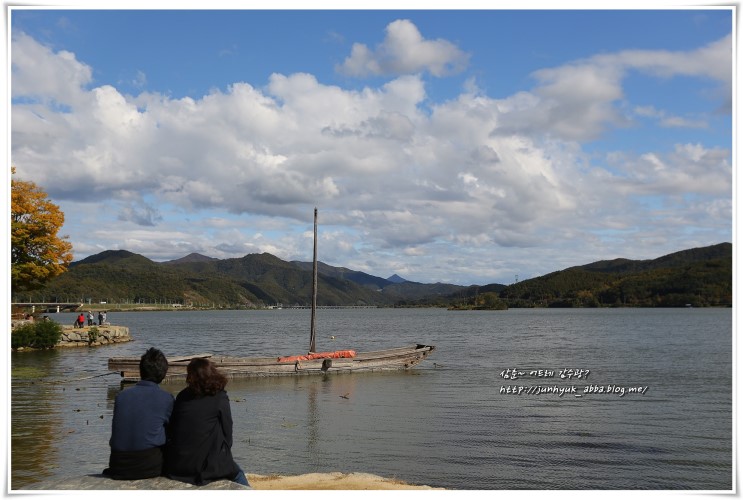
18,243,731,308
493,243,732,308
25,250,466,307
571,242,731,274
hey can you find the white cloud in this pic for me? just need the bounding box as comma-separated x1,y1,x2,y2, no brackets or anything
10,30,732,285
494,34,731,141
336,19,469,77
605,34,732,84
11,32,92,107
625,143,731,195
634,105,708,129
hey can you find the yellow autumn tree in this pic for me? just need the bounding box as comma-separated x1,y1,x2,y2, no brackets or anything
11,167,73,293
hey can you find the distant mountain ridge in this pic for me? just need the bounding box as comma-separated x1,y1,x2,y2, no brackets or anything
163,253,218,265
24,243,731,308
291,261,393,290
572,243,730,274
71,249,150,267
38,249,467,307
387,274,407,283
495,242,732,308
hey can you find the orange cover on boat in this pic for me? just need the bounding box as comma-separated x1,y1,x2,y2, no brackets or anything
277,350,357,363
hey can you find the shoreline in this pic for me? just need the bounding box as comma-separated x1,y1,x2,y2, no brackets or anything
249,472,442,490
21,472,443,490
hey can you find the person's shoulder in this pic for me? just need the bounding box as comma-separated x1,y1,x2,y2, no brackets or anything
136,380,159,389
156,385,175,399
136,381,172,396
175,387,195,402
114,384,140,402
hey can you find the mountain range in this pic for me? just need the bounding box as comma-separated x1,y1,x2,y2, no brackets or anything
18,242,732,309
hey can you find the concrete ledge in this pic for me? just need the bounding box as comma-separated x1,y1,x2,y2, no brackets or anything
11,323,132,350
58,325,132,347
22,472,441,490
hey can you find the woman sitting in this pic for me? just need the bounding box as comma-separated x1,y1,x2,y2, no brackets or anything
164,358,249,487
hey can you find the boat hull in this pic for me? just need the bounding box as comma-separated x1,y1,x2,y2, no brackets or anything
108,344,436,383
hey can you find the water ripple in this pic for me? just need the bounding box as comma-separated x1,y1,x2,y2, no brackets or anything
11,308,732,491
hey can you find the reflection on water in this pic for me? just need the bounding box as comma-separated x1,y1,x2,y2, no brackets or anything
307,381,319,460
11,351,63,487
10,308,733,490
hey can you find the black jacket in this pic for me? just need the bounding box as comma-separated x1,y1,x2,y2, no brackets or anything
164,388,240,485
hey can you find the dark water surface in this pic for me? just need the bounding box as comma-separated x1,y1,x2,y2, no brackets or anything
10,308,732,490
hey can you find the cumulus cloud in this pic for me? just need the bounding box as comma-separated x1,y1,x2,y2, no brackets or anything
337,19,469,77
602,34,732,84
494,34,732,141
11,32,92,106
10,29,732,284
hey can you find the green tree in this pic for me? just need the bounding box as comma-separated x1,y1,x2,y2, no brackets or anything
11,320,63,349
480,292,508,310
11,167,73,293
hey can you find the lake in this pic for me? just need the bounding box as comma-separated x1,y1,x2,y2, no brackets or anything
10,307,732,490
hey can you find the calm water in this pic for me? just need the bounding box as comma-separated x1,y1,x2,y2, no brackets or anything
10,308,732,490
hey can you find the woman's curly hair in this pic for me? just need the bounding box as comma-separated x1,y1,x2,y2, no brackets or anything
185,357,228,396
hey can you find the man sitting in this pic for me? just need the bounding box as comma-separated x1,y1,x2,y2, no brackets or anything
103,348,174,479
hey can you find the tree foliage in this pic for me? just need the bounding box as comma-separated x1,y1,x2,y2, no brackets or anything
449,291,508,310
11,167,73,293
498,245,732,308
11,320,63,349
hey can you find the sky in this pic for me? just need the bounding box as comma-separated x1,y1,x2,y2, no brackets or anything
6,3,735,286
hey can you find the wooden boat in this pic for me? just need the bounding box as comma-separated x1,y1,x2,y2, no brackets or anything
108,344,436,383
107,209,436,383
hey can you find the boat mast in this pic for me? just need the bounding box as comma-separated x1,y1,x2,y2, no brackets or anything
310,207,318,353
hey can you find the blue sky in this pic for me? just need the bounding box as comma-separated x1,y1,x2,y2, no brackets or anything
8,4,734,285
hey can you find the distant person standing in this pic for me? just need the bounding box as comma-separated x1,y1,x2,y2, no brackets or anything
98,311,104,325
103,348,174,479
87,311,94,326
76,313,85,328
102,311,108,325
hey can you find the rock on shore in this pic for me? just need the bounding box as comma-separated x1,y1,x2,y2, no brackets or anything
23,472,441,490
58,325,131,347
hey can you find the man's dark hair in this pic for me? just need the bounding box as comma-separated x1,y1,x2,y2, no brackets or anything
139,347,168,383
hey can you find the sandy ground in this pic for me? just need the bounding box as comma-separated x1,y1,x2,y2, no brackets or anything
23,472,442,490
248,472,442,490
